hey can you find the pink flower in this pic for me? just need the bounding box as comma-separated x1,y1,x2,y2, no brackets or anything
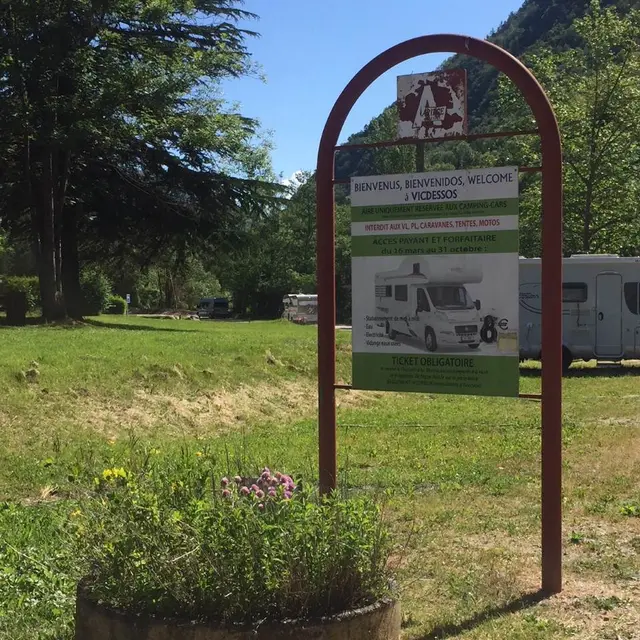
240,486,250,496
275,472,282,480
250,484,260,493
268,488,277,498
256,490,265,499
222,489,231,498
234,476,242,484
262,467,271,475
261,470,270,481
269,477,278,487
258,503,265,511
221,477,229,487
284,490,293,500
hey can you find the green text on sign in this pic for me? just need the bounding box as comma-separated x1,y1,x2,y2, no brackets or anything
352,353,519,397
351,198,519,222
351,230,519,257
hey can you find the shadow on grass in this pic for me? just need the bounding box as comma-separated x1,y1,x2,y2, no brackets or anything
0,317,193,332
0,317,82,329
416,589,548,639
520,364,640,378
83,318,194,333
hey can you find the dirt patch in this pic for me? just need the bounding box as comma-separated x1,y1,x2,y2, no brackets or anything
536,576,640,640
597,417,640,427
20,485,64,507
410,526,640,639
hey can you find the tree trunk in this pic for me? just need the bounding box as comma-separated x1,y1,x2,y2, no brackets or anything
162,270,174,309
62,203,85,319
582,181,594,253
55,209,63,296
35,151,64,321
29,144,72,321
53,149,68,297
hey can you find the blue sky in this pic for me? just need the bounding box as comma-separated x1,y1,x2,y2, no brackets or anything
222,0,524,181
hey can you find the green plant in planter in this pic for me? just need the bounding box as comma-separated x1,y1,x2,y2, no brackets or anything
106,295,128,315
78,461,392,625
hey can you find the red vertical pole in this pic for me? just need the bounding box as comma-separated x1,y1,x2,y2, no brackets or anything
540,128,563,594
316,151,337,495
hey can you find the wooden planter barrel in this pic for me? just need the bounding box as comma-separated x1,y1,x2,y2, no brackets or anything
75,582,401,640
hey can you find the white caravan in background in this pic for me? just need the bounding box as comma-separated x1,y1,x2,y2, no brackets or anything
282,294,318,324
519,254,640,369
375,257,483,352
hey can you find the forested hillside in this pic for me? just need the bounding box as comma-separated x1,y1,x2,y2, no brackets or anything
335,0,640,180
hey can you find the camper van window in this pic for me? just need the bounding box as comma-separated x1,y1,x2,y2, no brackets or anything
562,283,588,303
395,285,408,302
375,285,392,298
417,288,431,312
426,286,475,310
624,282,640,315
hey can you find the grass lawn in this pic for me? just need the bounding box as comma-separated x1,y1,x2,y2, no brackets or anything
1,315,639,639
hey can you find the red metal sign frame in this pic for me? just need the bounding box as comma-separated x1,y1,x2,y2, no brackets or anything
315,34,563,594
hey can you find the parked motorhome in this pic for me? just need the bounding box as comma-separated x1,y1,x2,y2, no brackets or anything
519,254,640,368
282,294,318,324
376,258,483,351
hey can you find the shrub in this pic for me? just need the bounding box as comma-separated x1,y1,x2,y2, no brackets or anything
78,457,392,625
135,280,162,311
106,295,127,315
1,276,40,311
80,269,111,315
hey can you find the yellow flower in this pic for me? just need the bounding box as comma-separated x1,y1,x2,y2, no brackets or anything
70,509,82,517
101,467,128,482
195,451,203,457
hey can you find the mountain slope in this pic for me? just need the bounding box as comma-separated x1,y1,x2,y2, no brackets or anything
334,0,640,179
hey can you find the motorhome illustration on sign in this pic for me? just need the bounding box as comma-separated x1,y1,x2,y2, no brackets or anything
397,70,467,139
350,166,520,397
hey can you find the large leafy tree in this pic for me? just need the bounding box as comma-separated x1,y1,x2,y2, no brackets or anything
499,0,640,257
0,0,274,320
215,177,314,319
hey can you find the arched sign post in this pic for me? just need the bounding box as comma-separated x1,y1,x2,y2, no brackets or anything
316,35,563,593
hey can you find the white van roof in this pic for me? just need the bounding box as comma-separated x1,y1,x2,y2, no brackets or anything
520,254,640,264
283,293,317,301
377,258,482,285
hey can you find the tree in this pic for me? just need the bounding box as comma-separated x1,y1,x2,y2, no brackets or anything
499,0,640,256
0,0,275,321
0,233,6,275
335,107,416,180
214,175,314,318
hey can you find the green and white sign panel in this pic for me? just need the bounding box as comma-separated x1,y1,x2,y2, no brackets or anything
350,166,520,397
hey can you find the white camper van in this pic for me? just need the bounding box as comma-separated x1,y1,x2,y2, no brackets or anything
282,294,318,324
519,254,640,368
376,257,483,351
